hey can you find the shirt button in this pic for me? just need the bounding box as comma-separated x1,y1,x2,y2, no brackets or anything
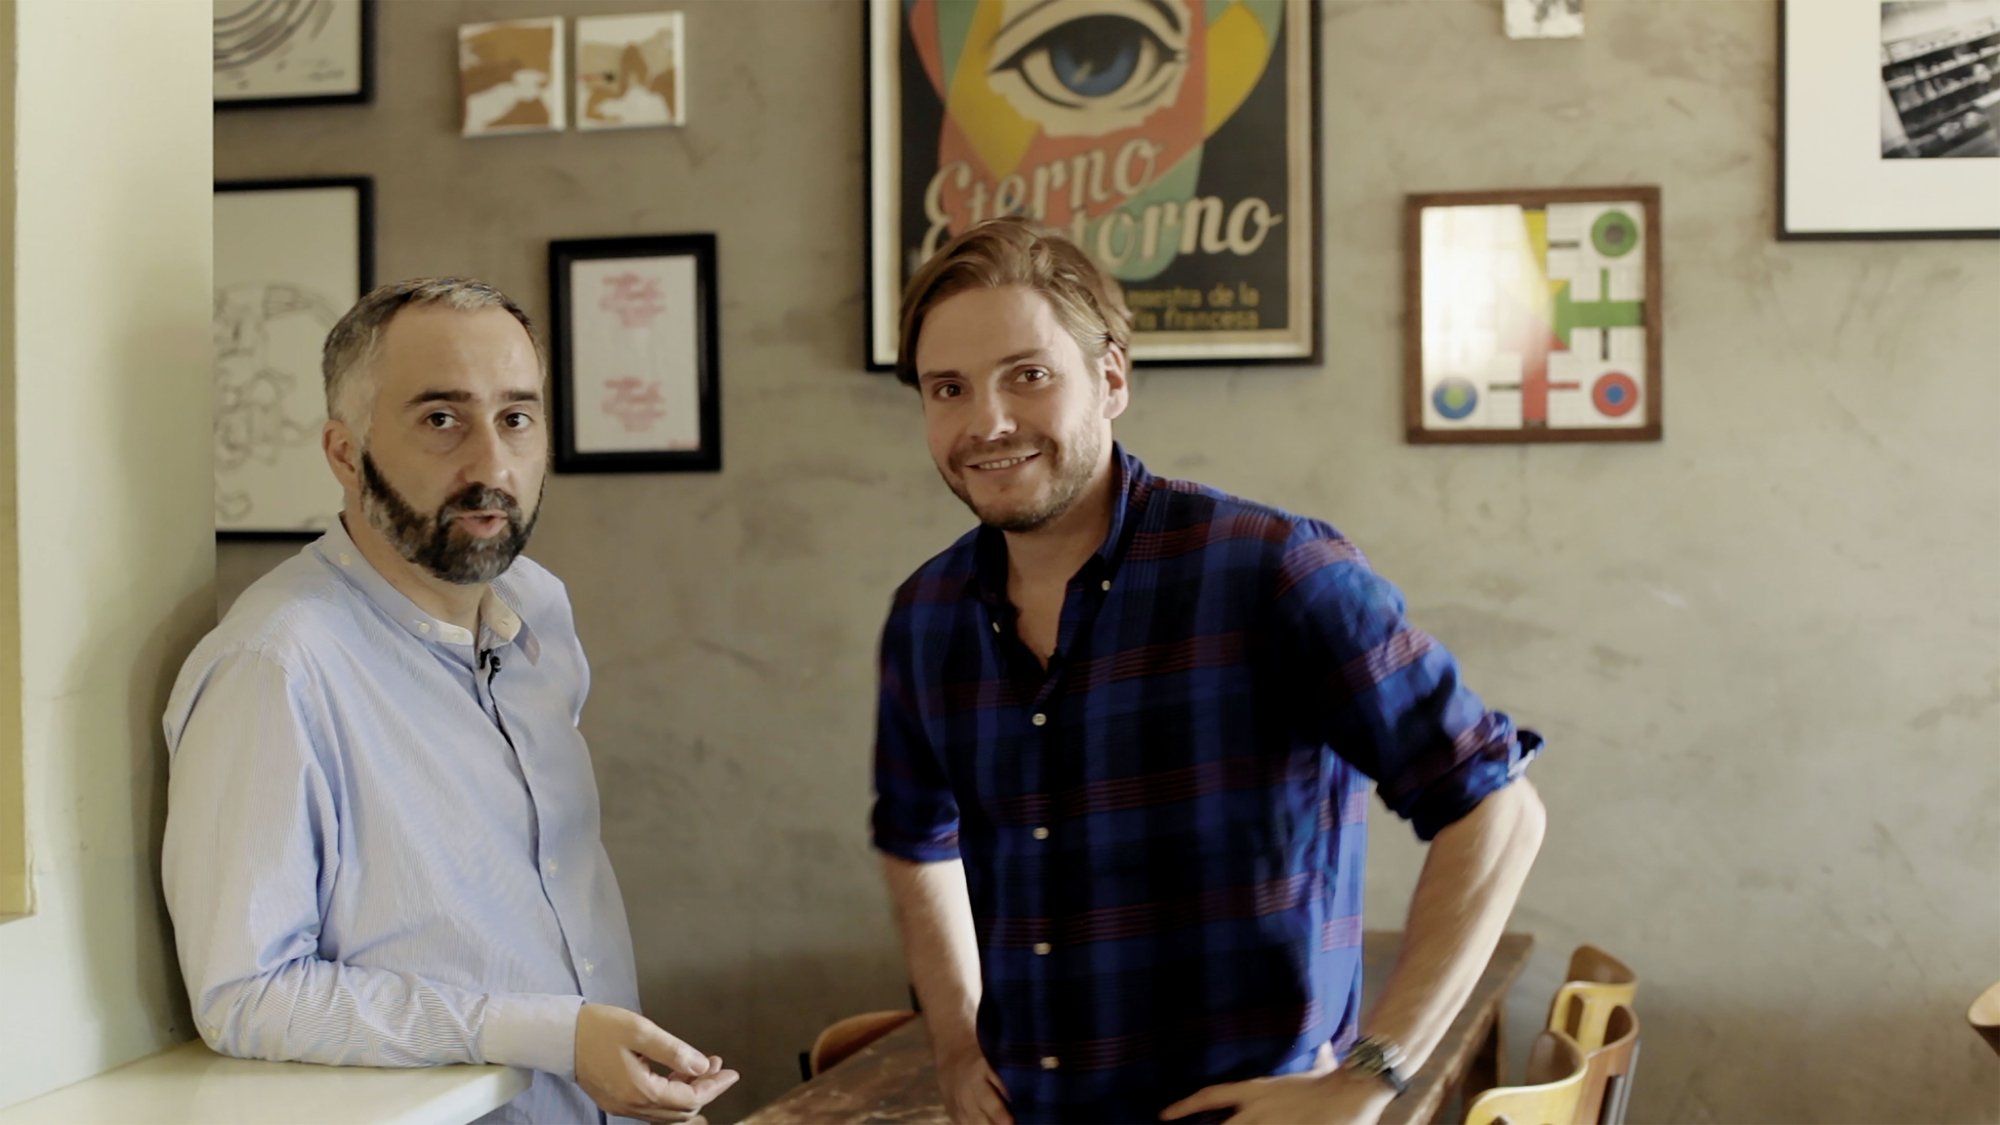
990,621,1000,634
1031,713,1047,727
582,959,595,976
417,622,431,634
338,553,353,567
1100,580,1111,591
544,858,559,875
1032,826,1050,840
1041,1056,1060,1070
1033,942,1051,956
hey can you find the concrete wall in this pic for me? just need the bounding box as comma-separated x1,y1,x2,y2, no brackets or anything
215,2,2000,1120
0,0,214,1108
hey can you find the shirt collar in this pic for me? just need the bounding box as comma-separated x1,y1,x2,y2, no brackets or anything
313,516,541,665
969,443,1149,604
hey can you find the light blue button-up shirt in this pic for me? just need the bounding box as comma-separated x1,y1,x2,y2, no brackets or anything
162,518,640,1123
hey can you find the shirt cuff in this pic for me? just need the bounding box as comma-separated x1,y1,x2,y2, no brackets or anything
870,831,962,864
478,992,586,1079
1408,729,1544,841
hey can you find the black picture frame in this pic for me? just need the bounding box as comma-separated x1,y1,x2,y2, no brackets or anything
215,0,376,111
548,234,722,474
1777,0,2000,240
862,0,1324,370
213,176,374,541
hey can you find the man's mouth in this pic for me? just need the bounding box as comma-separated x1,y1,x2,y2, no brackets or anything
966,452,1039,472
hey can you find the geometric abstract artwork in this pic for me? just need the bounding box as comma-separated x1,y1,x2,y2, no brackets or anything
459,17,566,136
577,12,686,129
1406,187,1662,443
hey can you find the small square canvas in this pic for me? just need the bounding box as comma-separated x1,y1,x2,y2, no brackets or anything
459,17,565,136
576,12,685,129
1505,0,1584,39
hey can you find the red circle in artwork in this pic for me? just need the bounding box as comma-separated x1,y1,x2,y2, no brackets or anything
1593,372,1640,418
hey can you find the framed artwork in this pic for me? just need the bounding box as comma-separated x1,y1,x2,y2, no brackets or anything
577,12,686,129
864,0,1321,369
459,17,566,137
1780,0,2000,239
213,178,374,537
1404,187,1662,445
1504,0,1585,40
214,0,373,109
548,235,721,473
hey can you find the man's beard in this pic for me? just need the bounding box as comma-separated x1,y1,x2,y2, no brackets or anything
359,452,540,585
942,420,1103,534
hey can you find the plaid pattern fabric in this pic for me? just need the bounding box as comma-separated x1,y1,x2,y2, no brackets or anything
872,447,1540,1122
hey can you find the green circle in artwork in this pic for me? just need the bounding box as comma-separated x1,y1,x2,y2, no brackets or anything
1592,210,1638,258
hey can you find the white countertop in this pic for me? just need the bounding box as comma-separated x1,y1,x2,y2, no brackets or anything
0,1040,529,1125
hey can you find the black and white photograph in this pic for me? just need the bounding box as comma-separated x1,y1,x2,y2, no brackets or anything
1879,0,2000,158
1782,0,2000,236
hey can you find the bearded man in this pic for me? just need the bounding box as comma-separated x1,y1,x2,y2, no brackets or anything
161,278,736,1125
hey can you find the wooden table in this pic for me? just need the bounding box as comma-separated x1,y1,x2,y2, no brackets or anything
744,931,1534,1124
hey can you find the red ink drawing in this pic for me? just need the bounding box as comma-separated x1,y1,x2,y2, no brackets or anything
599,271,666,329
601,376,666,433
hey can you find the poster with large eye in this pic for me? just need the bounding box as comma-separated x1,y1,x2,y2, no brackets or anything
866,0,1320,368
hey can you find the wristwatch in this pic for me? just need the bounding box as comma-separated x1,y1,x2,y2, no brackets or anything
1341,1035,1410,1095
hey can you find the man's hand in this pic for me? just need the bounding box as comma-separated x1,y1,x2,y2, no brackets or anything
936,1042,1012,1124
1159,1070,1395,1125
574,1003,740,1124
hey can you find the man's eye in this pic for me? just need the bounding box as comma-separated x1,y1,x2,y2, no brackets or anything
1019,368,1050,382
504,411,535,429
426,412,458,429
933,383,963,400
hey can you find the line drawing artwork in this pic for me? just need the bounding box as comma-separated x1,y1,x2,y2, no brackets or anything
215,0,333,75
212,282,340,526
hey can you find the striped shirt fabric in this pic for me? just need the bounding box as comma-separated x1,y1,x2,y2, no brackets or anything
161,518,640,1124
872,446,1541,1123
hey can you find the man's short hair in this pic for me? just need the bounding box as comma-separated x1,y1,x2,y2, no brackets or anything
895,217,1134,386
321,277,540,442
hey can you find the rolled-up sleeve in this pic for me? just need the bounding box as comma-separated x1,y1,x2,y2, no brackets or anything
1274,526,1542,840
869,608,961,863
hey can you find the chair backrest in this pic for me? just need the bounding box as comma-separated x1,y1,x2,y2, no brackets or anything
1548,944,1639,1052
1971,980,2000,1057
1574,1004,1641,1125
806,1009,917,1077
1465,1029,1588,1125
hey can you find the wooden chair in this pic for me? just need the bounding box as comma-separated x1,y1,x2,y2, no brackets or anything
1971,980,2000,1056
1464,1029,1587,1125
800,1010,917,1079
1574,1003,1641,1125
1547,944,1638,1052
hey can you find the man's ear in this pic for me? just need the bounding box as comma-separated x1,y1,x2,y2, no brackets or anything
1099,343,1131,423
323,419,362,497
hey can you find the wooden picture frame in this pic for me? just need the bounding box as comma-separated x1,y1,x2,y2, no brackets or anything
214,0,374,110
864,0,1323,370
548,234,721,474
213,177,374,538
1404,186,1662,445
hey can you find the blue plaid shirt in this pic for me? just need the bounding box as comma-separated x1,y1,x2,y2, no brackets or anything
872,447,1540,1122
